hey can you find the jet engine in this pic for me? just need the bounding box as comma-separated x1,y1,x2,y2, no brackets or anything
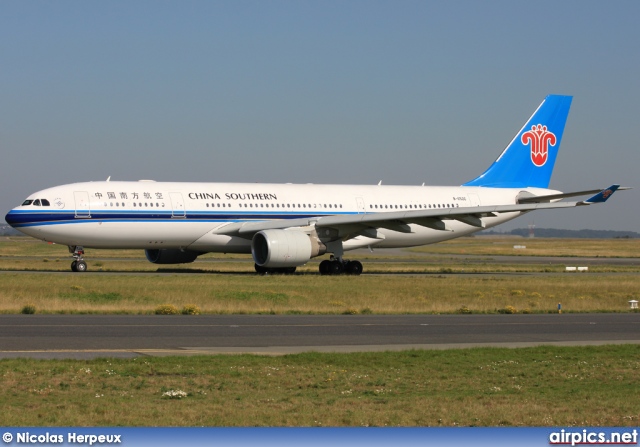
251,229,325,268
145,249,200,264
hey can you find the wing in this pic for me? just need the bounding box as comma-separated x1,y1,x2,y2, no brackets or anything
212,185,624,240
517,185,629,203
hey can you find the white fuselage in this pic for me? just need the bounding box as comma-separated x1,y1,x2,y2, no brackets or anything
8,180,556,253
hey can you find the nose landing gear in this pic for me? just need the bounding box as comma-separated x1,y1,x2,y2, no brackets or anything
69,246,87,272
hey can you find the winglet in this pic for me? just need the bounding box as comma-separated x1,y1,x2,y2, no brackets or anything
583,185,620,204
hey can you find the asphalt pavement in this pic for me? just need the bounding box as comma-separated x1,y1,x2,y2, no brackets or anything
0,313,638,359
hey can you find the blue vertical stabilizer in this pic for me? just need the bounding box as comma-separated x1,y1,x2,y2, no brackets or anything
463,95,572,188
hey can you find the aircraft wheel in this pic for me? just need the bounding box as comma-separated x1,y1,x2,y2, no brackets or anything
71,261,78,272
329,260,344,275
347,260,363,276
255,264,268,274
75,261,87,272
319,260,331,275
284,267,297,274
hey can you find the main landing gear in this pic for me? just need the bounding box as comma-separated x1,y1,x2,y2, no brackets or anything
319,257,363,276
69,246,87,272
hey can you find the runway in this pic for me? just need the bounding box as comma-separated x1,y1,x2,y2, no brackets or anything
0,313,638,359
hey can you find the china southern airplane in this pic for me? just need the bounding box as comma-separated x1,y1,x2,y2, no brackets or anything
4,95,624,275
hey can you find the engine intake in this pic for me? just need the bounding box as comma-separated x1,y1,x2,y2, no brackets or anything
145,249,200,264
252,229,324,268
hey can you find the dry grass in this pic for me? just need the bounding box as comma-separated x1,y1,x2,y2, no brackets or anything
0,236,638,314
410,237,640,258
0,272,638,314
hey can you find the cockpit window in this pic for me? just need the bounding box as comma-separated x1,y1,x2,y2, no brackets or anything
21,198,50,206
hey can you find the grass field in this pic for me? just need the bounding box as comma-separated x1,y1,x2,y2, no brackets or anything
1,237,638,428
1,345,638,426
410,237,640,258
0,237,638,314
1,272,638,315
3,235,640,258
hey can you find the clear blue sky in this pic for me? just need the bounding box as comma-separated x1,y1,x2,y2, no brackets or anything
2,0,638,231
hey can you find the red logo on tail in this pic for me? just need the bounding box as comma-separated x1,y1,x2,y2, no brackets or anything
521,124,556,167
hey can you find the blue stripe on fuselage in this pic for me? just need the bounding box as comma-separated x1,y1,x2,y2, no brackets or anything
5,209,351,228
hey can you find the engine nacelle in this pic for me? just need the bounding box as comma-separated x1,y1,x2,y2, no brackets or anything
145,249,200,264
252,229,324,268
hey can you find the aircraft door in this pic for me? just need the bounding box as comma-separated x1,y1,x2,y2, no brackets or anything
467,193,481,207
73,191,91,218
170,192,186,218
356,197,366,214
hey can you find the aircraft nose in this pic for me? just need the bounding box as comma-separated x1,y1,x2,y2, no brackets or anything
5,209,19,227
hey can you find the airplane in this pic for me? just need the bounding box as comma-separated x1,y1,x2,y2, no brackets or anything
4,95,626,275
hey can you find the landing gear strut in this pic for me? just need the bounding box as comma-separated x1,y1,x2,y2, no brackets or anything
319,257,363,276
69,246,87,272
